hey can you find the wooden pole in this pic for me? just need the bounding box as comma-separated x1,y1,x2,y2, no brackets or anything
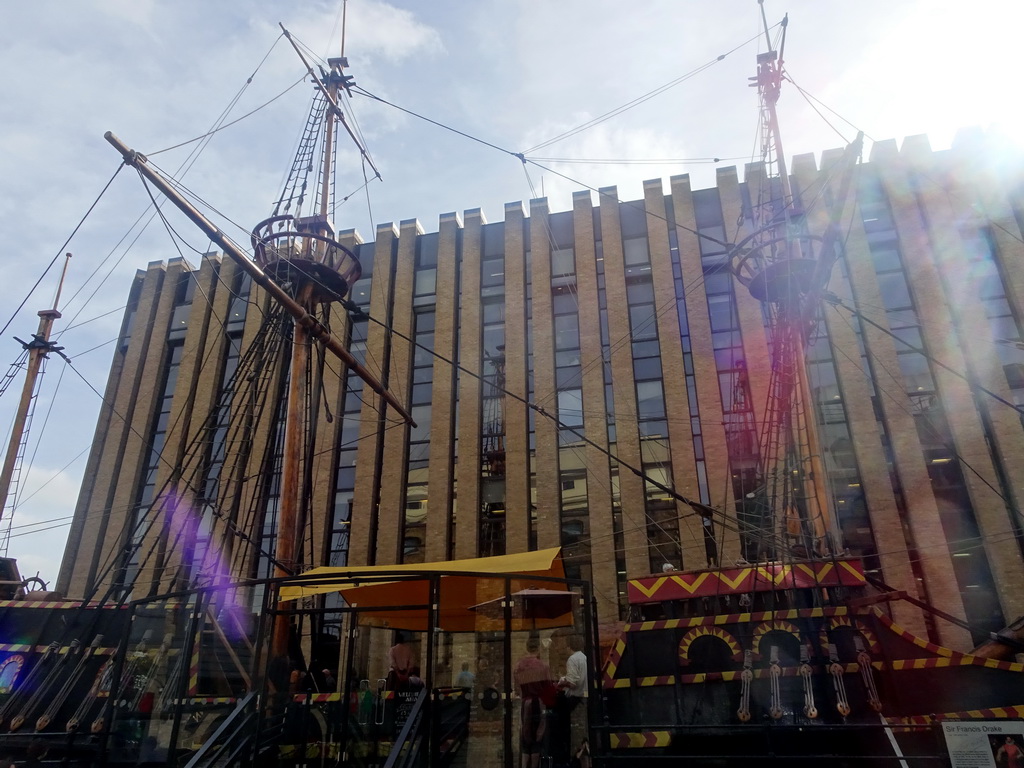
271,287,314,658
0,253,71,525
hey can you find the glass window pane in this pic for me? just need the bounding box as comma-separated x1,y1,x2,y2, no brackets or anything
556,365,582,389
869,247,902,273
898,352,934,392
702,270,732,295
630,304,657,340
552,289,577,315
623,237,650,266
409,404,432,443
482,302,504,324
481,258,505,287
627,280,655,305
634,355,663,381
632,339,660,359
552,247,575,276
557,388,584,427
877,272,912,309
555,313,580,350
414,268,437,296
636,380,666,419
707,294,735,332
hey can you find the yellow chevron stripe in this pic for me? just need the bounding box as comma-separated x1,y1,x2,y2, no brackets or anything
631,577,668,598
669,572,711,594
717,568,750,589
755,565,791,585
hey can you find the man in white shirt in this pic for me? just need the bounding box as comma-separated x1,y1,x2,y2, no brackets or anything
555,635,588,767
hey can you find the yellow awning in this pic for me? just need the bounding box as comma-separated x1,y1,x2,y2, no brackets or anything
279,547,564,601
276,548,568,632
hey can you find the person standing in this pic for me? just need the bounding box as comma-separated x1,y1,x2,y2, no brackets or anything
322,668,336,691
388,632,416,690
455,661,475,690
514,636,556,768
555,635,588,768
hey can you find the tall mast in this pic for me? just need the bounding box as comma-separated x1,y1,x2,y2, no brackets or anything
0,254,72,534
107,23,406,662
269,26,356,660
726,4,860,559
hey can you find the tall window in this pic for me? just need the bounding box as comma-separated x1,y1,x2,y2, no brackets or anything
403,309,435,563
480,223,507,556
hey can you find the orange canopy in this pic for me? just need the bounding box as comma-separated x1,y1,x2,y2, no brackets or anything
277,548,572,632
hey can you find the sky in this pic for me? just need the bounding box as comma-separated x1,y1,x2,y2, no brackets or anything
0,0,1019,587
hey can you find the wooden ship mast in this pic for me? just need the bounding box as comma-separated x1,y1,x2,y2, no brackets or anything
106,24,415,662
0,253,72,592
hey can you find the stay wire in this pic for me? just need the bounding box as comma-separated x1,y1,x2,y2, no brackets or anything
786,76,875,144
0,164,124,340
60,305,292,600
522,26,773,154
264,111,853,561
58,225,293,595
827,296,1024,528
829,296,1024,416
527,156,746,166
62,35,289,324
14,359,67,513
147,39,305,157
352,84,733,253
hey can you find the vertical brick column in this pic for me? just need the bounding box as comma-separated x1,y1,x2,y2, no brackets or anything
350,223,399,566
572,190,617,616
376,219,421,564
455,210,485,559
600,187,651,578
504,202,531,553
529,198,560,550
900,136,1024,623
424,212,461,561
148,255,224,592
791,150,927,637
103,258,184,595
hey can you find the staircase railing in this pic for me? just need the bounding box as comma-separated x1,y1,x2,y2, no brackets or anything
182,692,258,768
383,686,429,768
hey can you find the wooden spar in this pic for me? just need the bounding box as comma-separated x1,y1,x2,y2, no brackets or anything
103,131,415,427
0,252,71,526
271,282,314,658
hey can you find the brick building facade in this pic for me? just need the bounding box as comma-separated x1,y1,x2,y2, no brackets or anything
58,131,1024,651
